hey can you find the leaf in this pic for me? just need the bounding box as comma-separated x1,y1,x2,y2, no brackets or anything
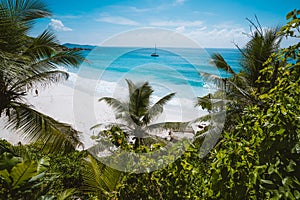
261,179,274,185
286,11,294,20
210,53,236,75
7,102,82,152
268,164,275,175
286,160,296,173
37,157,50,173
294,190,300,199
282,177,293,187
0,152,20,170
81,155,122,197
11,160,38,189
0,169,11,184
56,188,77,200
28,172,45,183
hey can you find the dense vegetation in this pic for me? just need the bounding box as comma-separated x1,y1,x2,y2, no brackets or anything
0,0,299,199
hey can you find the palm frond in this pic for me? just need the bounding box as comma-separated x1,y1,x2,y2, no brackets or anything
90,122,132,133
195,93,212,110
23,30,58,59
99,97,127,115
125,79,136,97
128,81,153,122
36,50,85,68
81,154,122,197
200,71,226,89
6,102,82,152
1,0,51,22
226,80,252,99
10,70,69,92
189,111,226,124
210,53,236,75
56,189,77,200
0,6,29,52
143,92,175,125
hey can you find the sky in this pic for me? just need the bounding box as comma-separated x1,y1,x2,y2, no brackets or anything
31,0,298,48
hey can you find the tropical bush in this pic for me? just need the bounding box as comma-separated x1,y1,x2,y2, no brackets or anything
197,9,300,199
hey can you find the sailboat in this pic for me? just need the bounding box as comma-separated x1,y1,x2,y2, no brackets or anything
151,44,159,57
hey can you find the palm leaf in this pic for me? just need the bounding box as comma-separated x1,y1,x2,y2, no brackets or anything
128,81,153,123
31,50,85,70
56,189,77,200
210,53,236,75
11,70,69,92
23,30,58,60
189,111,226,125
81,154,122,197
99,97,127,115
11,160,38,189
6,102,82,152
143,92,175,125
125,79,136,97
90,122,132,133
1,0,51,23
195,94,212,110
200,71,226,89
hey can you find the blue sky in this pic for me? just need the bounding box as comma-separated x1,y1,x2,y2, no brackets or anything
31,0,298,48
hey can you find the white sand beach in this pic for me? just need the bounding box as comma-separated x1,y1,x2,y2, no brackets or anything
0,72,206,148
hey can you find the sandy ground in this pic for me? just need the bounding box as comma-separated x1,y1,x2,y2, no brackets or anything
0,75,206,148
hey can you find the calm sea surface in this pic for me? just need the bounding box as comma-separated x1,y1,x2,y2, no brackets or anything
66,46,241,99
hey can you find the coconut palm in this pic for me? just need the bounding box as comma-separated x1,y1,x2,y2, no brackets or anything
0,0,85,151
92,79,187,148
198,25,282,111
196,23,282,134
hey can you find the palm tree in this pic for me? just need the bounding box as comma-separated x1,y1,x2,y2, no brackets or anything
198,24,282,110
92,79,187,149
0,0,85,152
196,22,282,133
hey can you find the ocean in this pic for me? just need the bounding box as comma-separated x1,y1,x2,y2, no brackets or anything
64,45,241,121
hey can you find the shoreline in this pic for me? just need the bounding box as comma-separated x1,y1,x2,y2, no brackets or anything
0,73,208,148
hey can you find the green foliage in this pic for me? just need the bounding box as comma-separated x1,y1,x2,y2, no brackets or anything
81,154,123,199
114,139,206,200
281,9,300,38
0,0,85,152
93,79,186,150
92,126,132,150
0,151,55,199
0,140,89,199
198,10,300,199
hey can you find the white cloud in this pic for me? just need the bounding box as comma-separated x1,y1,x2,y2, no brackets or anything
127,6,153,13
174,0,186,5
59,15,82,19
97,16,139,26
150,20,203,27
101,28,200,48
49,19,72,31
184,25,248,48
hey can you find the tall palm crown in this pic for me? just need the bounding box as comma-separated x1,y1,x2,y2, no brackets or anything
215,27,280,93
197,25,282,132
0,0,85,151
199,26,282,107
93,80,176,147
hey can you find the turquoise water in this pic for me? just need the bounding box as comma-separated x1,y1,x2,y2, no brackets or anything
66,46,241,100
